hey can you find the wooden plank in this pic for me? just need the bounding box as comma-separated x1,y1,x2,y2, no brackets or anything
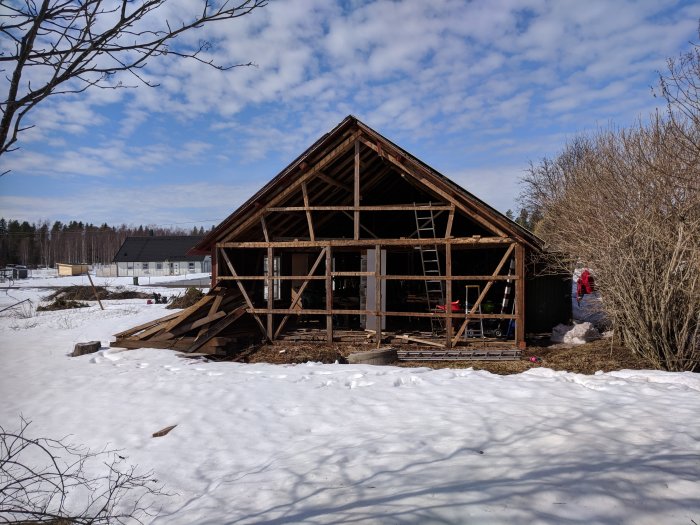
398,334,445,348
354,140,360,240
248,308,515,319
218,237,513,249
273,248,327,339
452,244,516,344
113,311,182,338
515,244,526,349
110,338,195,351
301,182,315,242
156,310,228,340
187,306,247,353
161,294,214,333
326,246,333,343
220,249,268,339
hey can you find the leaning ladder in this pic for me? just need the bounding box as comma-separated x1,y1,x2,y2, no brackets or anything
414,203,444,334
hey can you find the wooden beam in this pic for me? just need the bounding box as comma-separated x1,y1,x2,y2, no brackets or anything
445,205,455,238
162,294,214,333
220,130,360,242
267,205,454,212
248,308,516,319
398,334,445,348
342,211,378,239
316,171,353,193
261,215,269,242
452,244,516,344
515,244,526,349
326,246,333,343
267,246,274,340
354,140,360,240
187,306,247,353
273,248,327,339
113,311,182,338
219,249,268,339
445,242,452,348
375,244,382,347
218,236,513,249
218,273,518,281
301,182,315,242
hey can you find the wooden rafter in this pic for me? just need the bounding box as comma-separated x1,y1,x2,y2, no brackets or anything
354,140,360,240
220,130,361,242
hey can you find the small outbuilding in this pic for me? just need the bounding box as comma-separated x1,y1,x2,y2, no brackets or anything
57,263,89,276
113,236,211,277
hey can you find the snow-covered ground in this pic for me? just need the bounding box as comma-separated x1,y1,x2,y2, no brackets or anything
1,275,699,524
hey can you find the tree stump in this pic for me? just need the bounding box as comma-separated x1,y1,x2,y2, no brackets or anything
72,340,101,357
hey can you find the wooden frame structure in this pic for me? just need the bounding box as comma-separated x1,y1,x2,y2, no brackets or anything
187,116,544,355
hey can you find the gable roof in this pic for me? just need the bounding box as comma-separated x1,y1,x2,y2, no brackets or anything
114,236,205,263
192,115,542,253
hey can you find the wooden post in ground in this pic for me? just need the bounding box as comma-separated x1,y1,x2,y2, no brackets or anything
354,141,360,240
445,242,452,348
375,244,382,347
515,244,526,349
86,272,104,310
267,246,274,340
326,246,333,343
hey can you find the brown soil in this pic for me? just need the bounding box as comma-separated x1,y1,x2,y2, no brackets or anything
37,298,89,311
243,338,654,375
45,286,151,302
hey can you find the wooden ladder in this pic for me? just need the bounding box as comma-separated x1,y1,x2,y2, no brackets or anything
414,203,444,334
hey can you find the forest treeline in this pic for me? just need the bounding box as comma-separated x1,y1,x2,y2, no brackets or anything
0,218,211,267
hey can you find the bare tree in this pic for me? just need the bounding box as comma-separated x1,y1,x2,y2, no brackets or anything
521,117,700,371
0,418,168,523
0,0,267,162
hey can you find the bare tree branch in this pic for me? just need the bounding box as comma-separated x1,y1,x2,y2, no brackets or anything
0,0,268,160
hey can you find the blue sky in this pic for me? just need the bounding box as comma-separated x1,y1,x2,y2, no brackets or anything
1,0,697,229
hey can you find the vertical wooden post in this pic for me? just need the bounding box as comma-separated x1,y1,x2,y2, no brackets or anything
354,141,360,240
301,182,315,241
267,246,274,340
326,246,333,343
515,244,526,349
445,242,452,348
86,271,104,310
375,244,382,347
211,247,218,288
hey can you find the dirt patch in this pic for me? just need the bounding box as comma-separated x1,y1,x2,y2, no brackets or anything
37,298,89,311
243,338,655,375
45,286,151,302
167,287,205,309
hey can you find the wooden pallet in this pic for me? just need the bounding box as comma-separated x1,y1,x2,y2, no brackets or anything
111,287,246,355
397,348,521,361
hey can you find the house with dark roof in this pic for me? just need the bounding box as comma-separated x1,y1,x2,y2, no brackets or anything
175,115,571,355
113,236,211,277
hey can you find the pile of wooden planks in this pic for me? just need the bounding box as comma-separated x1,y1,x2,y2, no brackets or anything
111,287,247,355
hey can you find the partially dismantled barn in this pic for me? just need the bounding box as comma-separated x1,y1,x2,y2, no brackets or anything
113,116,569,359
